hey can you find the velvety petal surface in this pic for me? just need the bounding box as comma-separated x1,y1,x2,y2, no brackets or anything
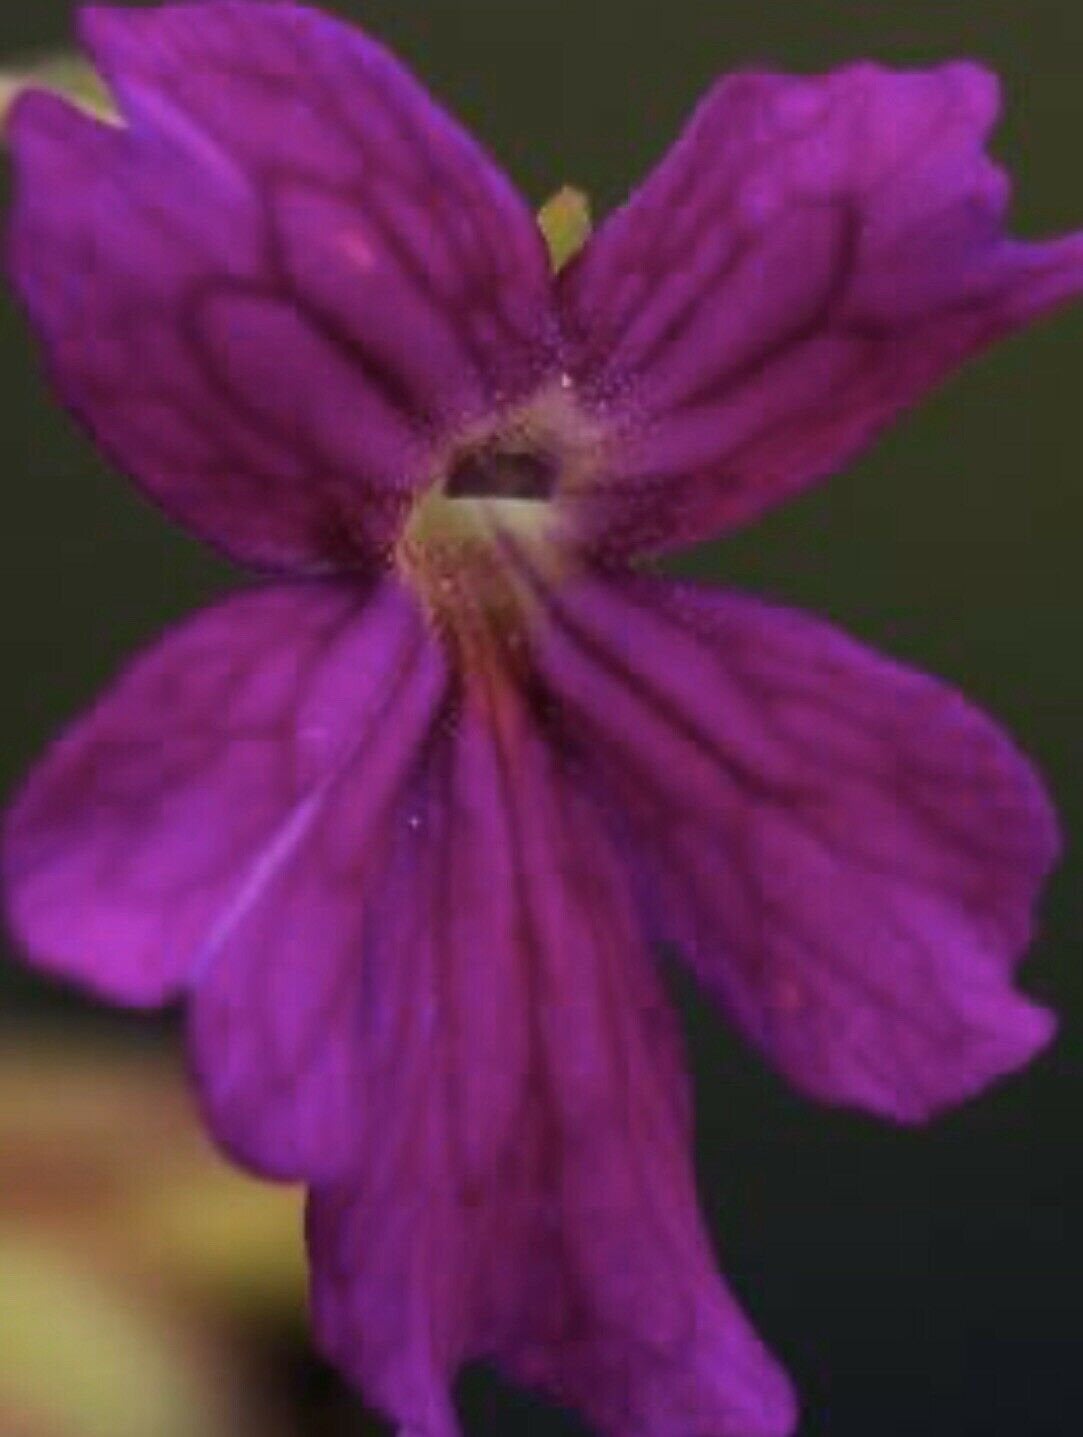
308,694,796,1437
558,63,1083,555
3,576,450,1175
7,2,557,571
522,567,1059,1121
187,586,449,1179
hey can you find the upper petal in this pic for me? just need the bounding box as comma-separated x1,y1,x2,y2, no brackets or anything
559,63,1083,555
524,568,1059,1122
308,694,796,1437
7,2,557,571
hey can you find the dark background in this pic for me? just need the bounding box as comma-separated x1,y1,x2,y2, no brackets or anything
1,2,1081,1433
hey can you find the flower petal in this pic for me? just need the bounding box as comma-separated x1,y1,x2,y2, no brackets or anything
187,600,448,1180
4,575,452,1178
525,568,1059,1121
2,577,434,1004
7,2,556,571
559,63,1083,554
308,697,796,1436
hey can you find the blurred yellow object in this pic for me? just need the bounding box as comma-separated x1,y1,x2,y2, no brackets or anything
0,1037,307,1436
133,1163,307,1312
0,1233,238,1437
0,1038,304,1310
537,185,593,271
0,52,117,129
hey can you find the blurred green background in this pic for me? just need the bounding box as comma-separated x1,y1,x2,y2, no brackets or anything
1,1,1080,1433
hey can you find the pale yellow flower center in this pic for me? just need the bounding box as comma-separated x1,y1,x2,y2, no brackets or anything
395,380,606,672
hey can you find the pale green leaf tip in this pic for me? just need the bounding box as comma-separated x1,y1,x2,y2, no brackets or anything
538,185,592,272
0,53,118,137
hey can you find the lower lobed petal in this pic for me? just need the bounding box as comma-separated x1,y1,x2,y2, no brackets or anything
4,551,798,1432
307,693,796,1437
521,567,1059,1123
2,575,451,1179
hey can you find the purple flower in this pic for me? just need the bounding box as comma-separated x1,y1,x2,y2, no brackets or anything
3,4,1080,1433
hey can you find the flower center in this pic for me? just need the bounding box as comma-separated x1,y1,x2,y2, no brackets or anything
395,380,606,679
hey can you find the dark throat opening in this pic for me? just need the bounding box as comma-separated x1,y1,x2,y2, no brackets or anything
444,444,558,501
